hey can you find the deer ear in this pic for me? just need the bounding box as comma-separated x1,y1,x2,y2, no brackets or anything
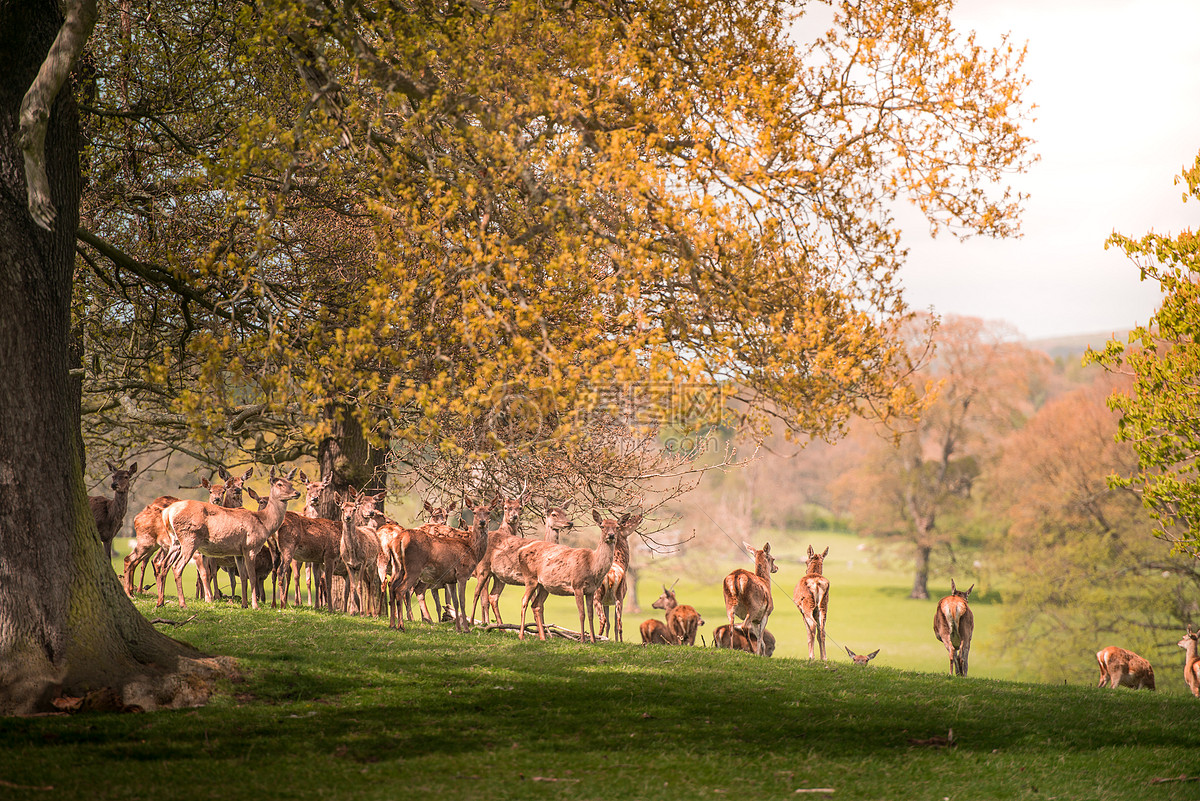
763,542,771,554
868,649,880,659
627,514,643,528
299,470,309,484
950,578,957,593
106,460,118,472
743,541,755,553
201,477,212,489
448,501,456,512
127,463,138,474
242,467,254,481
808,545,815,559
592,510,604,526
822,547,829,558
964,584,974,598
423,500,433,513
220,466,233,480
845,646,856,658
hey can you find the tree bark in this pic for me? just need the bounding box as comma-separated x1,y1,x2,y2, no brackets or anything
910,543,932,600
315,404,386,518
0,0,230,714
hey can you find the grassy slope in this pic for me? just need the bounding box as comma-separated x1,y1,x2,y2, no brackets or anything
1,600,1197,801
8,530,1200,801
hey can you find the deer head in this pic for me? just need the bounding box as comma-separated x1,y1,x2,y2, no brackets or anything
805,545,829,575
845,647,879,665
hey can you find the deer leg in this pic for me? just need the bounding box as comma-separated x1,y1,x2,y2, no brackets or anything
488,579,505,626
470,573,489,626
169,542,198,608
518,582,538,641
615,593,624,643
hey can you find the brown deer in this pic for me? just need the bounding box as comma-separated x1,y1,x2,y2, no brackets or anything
845,646,879,665
338,490,387,616
722,541,777,656
1179,627,1200,697
640,618,674,644
652,581,704,646
933,579,974,677
125,468,246,601
194,486,278,605
593,511,639,642
161,468,299,609
470,495,568,627
387,498,491,632
517,510,636,643
1095,646,1155,690
792,545,830,661
274,475,343,611
88,461,137,559
713,623,775,657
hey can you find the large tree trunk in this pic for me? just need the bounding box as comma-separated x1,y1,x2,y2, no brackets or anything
0,0,229,715
315,404,386,518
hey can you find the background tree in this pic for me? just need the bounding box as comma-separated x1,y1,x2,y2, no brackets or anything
832,315,1049,598
1090,151,1200,557
2,0,1034,713
984,373,1196,683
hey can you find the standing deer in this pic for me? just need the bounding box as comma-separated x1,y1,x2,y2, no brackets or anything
1179,627,1200,697
793,545,830,661
274,475,343,611
933,579,974,677
652,581,704,646
1095,646,1155,690
517,510,635,643
162,468,299,609
722,541,777,656
471,495,567,627
89,461,137,559
125,468,246,602
387,498,491,632
339,490,387,616
593,511,639,642
640,618,674,644
845,647,879,665
713,624,775,657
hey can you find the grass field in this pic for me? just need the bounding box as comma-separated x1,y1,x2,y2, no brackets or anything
2,593,1198,801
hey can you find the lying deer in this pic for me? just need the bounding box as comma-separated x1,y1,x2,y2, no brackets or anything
640,619,674,644
722,541,777,656
517,511,639,643
1096,646,1155,690
933,579,974,677
845,646,879,665
713,623,775,657
652,581,704,646
793,545,830,661
162,468,299,609
1179,627,1200,697
89,461,137,559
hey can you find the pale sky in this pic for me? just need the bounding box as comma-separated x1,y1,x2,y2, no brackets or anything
896,0,1200,341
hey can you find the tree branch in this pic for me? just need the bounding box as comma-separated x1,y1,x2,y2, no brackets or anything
17,0,98,230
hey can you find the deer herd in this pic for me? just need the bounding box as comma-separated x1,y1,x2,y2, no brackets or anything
89,462,1200,691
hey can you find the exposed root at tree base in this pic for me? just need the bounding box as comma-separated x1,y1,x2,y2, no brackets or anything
36,655,240,715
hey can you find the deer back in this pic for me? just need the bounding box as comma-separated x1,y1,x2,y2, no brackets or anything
723,568,772,622
277,511,341,563
640,619,673,644
1097,646,1156,689
933,583,974,642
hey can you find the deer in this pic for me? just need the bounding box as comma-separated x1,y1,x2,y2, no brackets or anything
722,541,777,656
88,461,137,559
338,489,388,617
386,498,491,633
713,623,776,657
516,510,638,643
1096,646,1155,690
190,470,253,601
845,646,879,665
161,468,299,609
793,545,830,661
124,468,247,601
470,494,569,627
271,473,342,610
406,497,464,621
1179,627,1200,697
933,579,975,677
593,510,639,642
640,618,674,644
652,581,704,646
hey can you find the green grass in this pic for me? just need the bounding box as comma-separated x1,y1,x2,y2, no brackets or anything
2,595,1198,800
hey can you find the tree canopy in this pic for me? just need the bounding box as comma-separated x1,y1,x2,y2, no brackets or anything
74,0,1035,501
1089,151,1200,557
